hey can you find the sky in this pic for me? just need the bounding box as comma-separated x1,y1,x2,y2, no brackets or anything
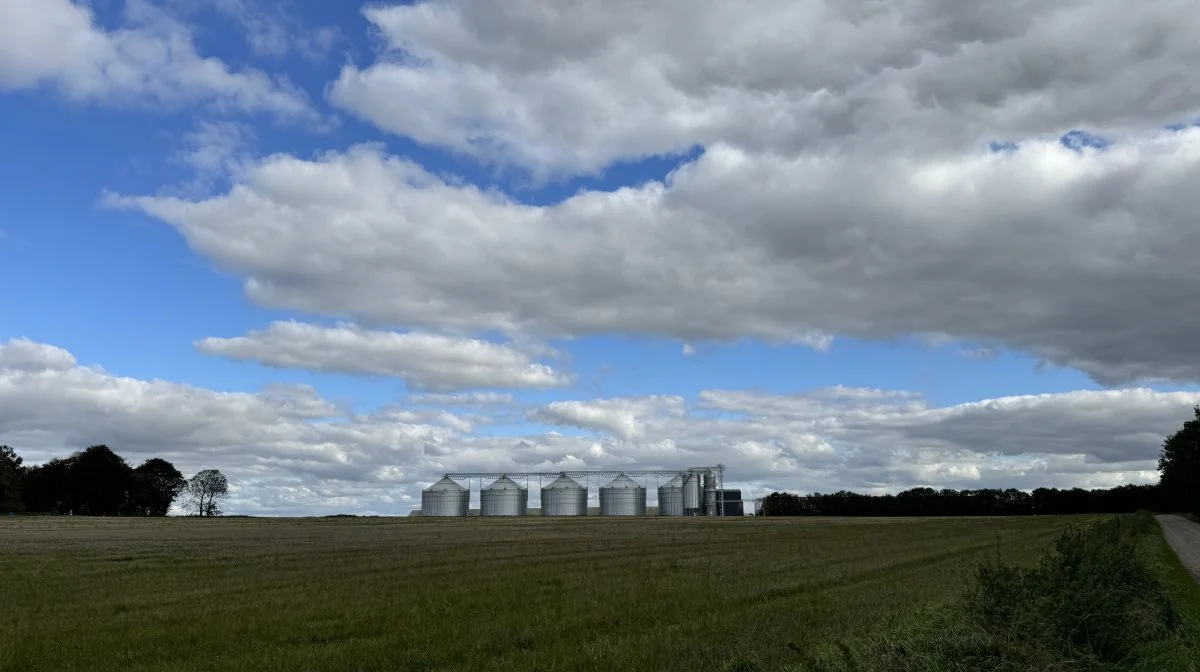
2,0,1200,515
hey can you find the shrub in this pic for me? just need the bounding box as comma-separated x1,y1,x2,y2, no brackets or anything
971,516,1177,663
788,515,1182,671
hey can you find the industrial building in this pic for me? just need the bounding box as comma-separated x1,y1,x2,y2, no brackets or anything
418,466,745,517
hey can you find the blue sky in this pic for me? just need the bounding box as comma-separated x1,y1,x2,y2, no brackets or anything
2,0,1199,515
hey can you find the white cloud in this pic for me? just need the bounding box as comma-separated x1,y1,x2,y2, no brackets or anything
112,130,1200,385
531,396,687,440
331,0,1200,176
0,0,313,118
166,120,256,196
2,338,1194,515
0,339,77,373
176,120,254,174
196,321,570,391
406,391,515,406
682,343,696,356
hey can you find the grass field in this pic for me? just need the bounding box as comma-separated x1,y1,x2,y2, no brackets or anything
0,515,1088,672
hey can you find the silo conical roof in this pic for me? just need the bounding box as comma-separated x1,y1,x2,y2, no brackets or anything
543,474,585,490
603,473,642,489
425,476,466,491
484,475,526,490
661,474,684,488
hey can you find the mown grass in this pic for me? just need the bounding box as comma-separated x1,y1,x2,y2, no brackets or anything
0,515,1081,672
778,514,1200,672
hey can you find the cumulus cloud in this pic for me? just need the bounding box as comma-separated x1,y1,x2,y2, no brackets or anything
0,0,313,118
531,396,687,440
196,321,569,392
2,339,1195,515
113,130,1200,384
0,339,77,373
406,391,515,406
0,338,460,514
331,0,1200,176
536,387,1200,494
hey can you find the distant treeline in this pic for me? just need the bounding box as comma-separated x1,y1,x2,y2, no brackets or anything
758,484,1164,517
0,444,226,516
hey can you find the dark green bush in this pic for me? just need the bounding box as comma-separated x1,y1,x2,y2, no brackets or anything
971,516,1178,664
788,515,1183,672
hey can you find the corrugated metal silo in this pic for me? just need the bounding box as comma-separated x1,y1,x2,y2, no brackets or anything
541,474,587,516
481,475,528,516
421,476,469,516
599,473,646,516
683,471,702,515
657,474,685,516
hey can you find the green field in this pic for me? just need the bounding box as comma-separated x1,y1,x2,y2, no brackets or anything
0,515,1087,672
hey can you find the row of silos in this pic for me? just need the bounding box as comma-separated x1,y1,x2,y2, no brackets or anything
422,473,674,516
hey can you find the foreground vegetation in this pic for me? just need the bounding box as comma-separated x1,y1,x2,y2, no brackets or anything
1,515,1080,672
779,513,1200,672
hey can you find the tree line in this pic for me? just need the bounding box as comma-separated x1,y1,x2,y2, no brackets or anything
758,484,1165,517
0,445,228,517
761,406,1200,517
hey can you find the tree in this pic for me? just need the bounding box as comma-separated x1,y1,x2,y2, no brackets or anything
124,459,187,516
0,445,23,512
186,470,228,517
1159,406,1200,515
66,445,132,516
22,457,73,513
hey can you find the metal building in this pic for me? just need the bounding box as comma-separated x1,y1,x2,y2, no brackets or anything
599,473,647,516
540,474,588,516
657,474,685,516
421,476,469,516
481,475,528,516
718,489,745,516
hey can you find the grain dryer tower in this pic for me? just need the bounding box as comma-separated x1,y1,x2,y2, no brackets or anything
599,473,647,516
481,475,528,516
540,474,588,516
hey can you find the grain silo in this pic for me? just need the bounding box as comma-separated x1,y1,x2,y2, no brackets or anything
481,475,528,516
657,474,685,516
599,473,646,516
540,474,588,516
421,477,469,516
683,471,702,515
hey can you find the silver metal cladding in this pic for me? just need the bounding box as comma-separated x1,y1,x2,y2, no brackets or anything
657,474,685,516
540,474,588,516
480,475,529,516
599,473,647,516
420,476,469,516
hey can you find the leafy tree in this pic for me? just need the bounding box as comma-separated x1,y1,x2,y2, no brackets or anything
124,458,187,516
186,469,228,517
0,445,24,512
67,445,132,516
1159,406,1200,515
22,457,74,513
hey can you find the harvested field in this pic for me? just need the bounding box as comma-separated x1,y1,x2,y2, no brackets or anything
0,515,1087,672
